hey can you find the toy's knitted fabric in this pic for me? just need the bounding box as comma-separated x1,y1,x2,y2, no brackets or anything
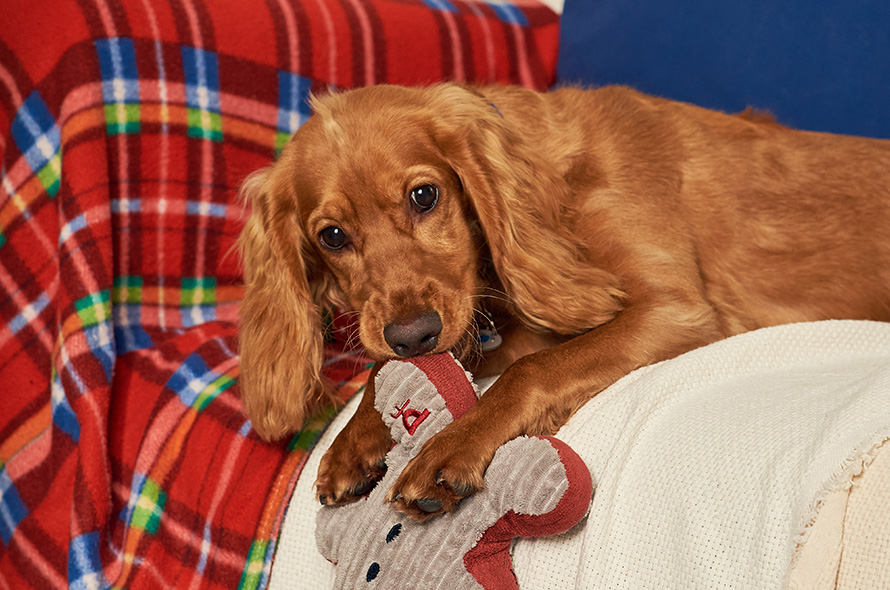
316,353,592,589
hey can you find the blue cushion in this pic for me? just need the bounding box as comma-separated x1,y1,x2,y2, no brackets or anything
557,0,890,138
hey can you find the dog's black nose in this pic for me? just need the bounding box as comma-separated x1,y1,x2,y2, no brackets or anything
383,312,442,357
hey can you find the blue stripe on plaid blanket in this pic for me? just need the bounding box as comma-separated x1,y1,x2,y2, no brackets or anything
96,38,141,134
10,91,61,196
0,468,29,544
182,47,222,141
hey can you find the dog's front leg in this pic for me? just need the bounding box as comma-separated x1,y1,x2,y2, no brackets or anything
315,362,392,505
387,296,721,520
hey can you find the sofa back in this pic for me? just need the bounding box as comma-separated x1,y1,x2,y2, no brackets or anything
558,0,890,138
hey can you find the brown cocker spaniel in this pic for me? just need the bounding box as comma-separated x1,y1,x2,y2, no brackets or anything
238,83,890,521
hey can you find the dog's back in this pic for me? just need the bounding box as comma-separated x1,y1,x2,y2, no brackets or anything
487,84,890,336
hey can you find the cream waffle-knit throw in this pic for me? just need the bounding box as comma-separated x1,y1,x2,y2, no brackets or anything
513,319,890,589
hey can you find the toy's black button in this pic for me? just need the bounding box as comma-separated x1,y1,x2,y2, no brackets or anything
386,523,402,543
366,562,380,582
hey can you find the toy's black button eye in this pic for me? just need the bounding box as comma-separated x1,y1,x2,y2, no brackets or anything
386,523,402,543
409,184,439,212
319,225,348,250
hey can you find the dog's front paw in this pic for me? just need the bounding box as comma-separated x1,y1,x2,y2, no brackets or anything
386,425,490,522
315,414,391,506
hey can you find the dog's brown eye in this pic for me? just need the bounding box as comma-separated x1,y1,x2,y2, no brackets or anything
409,184,439,213
319,226,348,250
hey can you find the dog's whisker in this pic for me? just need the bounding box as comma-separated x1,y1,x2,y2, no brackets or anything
473,306,496,328
473,290,510,303
456,326,482,366
332,309,364,351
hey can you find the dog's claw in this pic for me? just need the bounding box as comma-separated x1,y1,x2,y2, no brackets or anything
386,467,481,521
449,481,477,497
350,479,375,497
415,498,443,513
435,470,475,496
362,459,388,481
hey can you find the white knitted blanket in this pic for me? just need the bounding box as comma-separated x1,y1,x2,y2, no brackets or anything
271,320,890,589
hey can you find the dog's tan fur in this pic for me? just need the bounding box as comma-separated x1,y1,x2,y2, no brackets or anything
238,83,890,520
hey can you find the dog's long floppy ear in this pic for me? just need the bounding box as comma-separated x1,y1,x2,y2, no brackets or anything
430,84,626,334
237,155,333,440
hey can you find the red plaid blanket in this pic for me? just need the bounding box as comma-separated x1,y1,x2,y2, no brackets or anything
0,1,558,588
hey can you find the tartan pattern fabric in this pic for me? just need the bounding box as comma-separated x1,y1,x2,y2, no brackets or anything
276,72,313,151
0,0,559,588
11,91,62,197
182,47,223,141
96,38,142,134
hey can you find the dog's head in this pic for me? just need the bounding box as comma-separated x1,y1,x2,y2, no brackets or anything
238,84,623,439
289,86,484,362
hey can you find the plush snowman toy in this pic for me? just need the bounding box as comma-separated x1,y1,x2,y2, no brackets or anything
316,352,593,589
